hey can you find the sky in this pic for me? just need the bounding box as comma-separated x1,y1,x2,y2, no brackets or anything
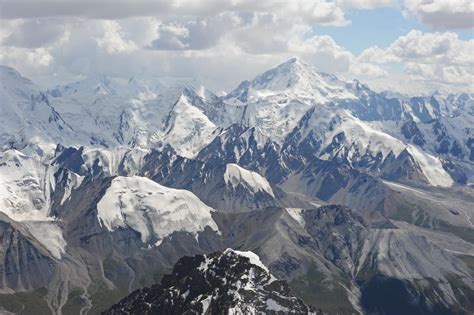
0,0,473,94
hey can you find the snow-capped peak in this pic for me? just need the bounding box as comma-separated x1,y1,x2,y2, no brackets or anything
160,93,218,158
223,164,274,197
226,57,357,103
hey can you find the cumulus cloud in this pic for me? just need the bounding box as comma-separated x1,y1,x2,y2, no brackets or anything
294,35,354,73
0,0,348,26
0,46,53,69
361,30,474,67
350,63,387,78
358,46,401,64
357,30,474,91
403,0,474,30
150,12,246,50
337,0,395,10
284,1,348,26
389,30,460,60
229,14,298,54
96,21,137,54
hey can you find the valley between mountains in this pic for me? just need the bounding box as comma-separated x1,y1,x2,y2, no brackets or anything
0,58,473,314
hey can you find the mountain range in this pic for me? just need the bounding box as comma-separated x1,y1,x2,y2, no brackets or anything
0,58,473,314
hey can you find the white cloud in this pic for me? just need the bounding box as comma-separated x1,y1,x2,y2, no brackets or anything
230,13,309,54
403,0,474,30
362,30,474,68
151,12,247,50
96,21,137,54
0,46,53,69
357,30,474,92
350,62,387,78
337,0,395,10
152,23,191,50
284,1,348,26
404,62,472,85
389,30,459,60
0,0,349,26
358,46,401,64
293,35,354,73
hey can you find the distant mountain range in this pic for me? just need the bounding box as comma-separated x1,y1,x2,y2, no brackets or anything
0,58,473,314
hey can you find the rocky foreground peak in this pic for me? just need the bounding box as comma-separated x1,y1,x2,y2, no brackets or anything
104,249,322,315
